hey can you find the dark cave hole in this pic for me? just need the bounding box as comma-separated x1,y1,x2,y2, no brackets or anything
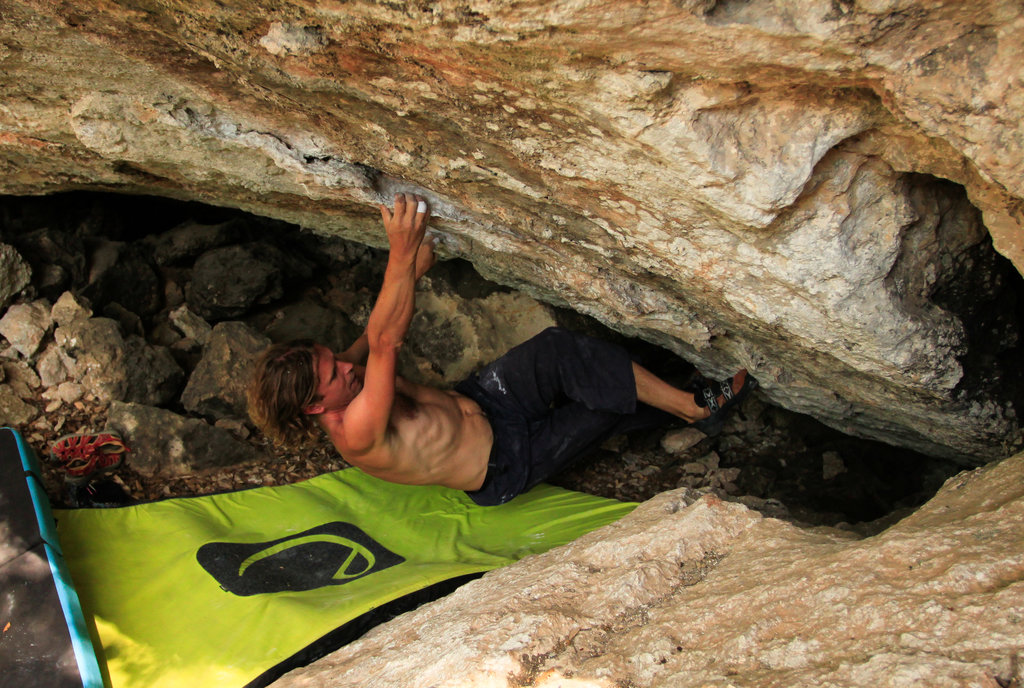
2,190,1021,529
893,173,1024,431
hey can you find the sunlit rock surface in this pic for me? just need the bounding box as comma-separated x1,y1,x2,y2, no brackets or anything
1,1,1022,460
274,450,1024,687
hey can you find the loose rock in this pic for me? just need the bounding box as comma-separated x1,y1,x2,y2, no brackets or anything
0,243,32,310
36,343,68,387
51,291,93,326
1,359,41,399
0,385,37,426
0,299,52,358
169,305,213,345
660,427,707,455
55,317,183,405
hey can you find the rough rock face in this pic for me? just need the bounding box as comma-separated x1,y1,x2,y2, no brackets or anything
274,449,1024,688
1,6,1021,680
1,4,1022,462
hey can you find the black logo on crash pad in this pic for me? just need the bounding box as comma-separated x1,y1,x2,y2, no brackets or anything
197,522,404,596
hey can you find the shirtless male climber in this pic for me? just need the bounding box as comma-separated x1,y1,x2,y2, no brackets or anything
248,193,757,506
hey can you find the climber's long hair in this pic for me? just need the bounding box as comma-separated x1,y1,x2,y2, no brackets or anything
248,339,321,449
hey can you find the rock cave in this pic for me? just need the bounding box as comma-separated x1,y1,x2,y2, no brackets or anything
2,1,1024,686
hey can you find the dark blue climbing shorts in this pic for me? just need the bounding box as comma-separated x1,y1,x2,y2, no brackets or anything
455,327,674,506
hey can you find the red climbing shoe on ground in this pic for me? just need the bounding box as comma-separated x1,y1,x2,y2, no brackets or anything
50,432,129,485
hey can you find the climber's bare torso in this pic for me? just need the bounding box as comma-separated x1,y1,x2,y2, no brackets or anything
309,348,493,491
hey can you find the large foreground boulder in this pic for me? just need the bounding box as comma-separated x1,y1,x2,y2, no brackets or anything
274,450,1024,687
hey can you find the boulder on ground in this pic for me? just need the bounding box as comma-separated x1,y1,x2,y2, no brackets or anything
185,243,287,320
400,288,559,386
181,321,270,420
146,218,250,266
261,299,360,352
55,316,184,405
106,401,265,476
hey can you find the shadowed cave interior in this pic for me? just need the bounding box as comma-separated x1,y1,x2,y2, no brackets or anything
2,188,1022,532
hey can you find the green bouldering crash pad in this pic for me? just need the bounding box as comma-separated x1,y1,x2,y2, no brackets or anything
55,466,635,687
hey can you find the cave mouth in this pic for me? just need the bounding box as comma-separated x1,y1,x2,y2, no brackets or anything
1,190,1014,530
